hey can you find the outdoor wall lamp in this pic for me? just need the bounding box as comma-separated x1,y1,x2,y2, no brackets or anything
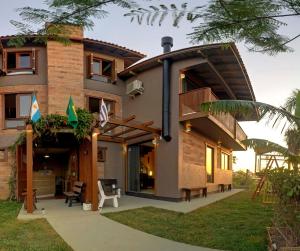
152,136,159,146
185,121,192,133
92,128,100,137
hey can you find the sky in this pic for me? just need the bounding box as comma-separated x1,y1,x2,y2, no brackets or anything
0,0,299,171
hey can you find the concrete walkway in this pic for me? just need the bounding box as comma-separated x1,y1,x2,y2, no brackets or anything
18,189,242,251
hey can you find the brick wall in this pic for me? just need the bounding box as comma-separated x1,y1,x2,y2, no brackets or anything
178,127,233,194
47,40,84,114
0,151,13,199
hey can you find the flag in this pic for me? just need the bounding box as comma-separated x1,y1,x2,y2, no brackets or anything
99,99,108,127
30,94,41,123
66,96,78,129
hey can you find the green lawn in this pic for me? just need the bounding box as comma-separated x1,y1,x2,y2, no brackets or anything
105,191,273,251
0,200,72,251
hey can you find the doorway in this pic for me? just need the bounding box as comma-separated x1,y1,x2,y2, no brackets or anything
127,141,155,194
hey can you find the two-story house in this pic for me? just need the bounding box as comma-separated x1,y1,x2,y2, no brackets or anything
0,25,256,212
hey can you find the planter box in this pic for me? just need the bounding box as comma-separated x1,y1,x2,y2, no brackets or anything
267,227,300,251
82,203,91,211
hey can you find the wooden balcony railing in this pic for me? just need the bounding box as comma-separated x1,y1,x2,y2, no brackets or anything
179,87,247,142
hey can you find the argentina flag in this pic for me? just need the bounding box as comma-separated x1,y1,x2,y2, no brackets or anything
30,94,41,123
99,99,108,127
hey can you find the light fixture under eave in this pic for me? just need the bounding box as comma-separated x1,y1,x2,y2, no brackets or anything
185,121,192,133
122,143,127,154
44,154,50,159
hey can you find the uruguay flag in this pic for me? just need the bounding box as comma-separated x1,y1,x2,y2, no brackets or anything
30,94,41,123
99,99,108,127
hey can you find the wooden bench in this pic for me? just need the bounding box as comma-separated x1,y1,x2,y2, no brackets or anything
218,184,232,192
64,181,85,207
182,187,207,202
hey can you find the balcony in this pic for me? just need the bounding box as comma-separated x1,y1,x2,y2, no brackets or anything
179,87,247,150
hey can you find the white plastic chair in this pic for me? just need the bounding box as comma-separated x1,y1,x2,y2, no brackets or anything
97,180,119,210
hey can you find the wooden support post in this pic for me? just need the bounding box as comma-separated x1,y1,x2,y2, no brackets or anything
26,124,33,213
91,128,99,211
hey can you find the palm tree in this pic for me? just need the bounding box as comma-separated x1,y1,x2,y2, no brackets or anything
200,89,300,170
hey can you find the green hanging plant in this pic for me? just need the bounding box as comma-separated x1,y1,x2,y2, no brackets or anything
31,108,94,140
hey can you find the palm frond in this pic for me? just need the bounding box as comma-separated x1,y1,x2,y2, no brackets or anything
243,138,299,160
283,89,300,115
200,100,300,131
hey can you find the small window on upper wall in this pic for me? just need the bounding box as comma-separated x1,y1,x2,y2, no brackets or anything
88,54,115,83
0,148,8,162
221,152,230,170
3,50,36,75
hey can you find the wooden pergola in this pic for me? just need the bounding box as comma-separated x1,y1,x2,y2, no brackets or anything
24,115,161,213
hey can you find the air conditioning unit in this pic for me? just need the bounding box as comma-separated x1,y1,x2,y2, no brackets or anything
126,80,144,97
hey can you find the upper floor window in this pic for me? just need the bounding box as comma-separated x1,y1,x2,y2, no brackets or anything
1,49,37,76
4,93,32,129
221,152,230,170
87,96,115,116
87,54,116,83
8,52,32,69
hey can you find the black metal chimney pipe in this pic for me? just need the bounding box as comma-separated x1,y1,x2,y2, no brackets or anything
161,36,173,142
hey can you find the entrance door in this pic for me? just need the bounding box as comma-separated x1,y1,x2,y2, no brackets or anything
127,142,155,194
127,145,140,192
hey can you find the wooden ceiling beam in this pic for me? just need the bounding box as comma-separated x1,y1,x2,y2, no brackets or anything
197,49,236,99
205,61,236,99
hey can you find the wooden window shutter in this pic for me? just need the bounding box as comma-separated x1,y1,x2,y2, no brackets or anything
32,48,37,74
2,49,7,75
112,59,117,83
87,53,94,78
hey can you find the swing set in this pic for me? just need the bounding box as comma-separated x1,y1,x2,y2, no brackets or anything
252,152,287,203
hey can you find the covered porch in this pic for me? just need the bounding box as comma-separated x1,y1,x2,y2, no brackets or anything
19,115,161,214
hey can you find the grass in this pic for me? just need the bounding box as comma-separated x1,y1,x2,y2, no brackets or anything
105,191,273,251
0,200,72,251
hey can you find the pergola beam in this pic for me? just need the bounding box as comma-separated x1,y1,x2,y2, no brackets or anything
108,118,160,134
98,135,124,143
111,121,154,137
124,131,152,141
103,115,136,133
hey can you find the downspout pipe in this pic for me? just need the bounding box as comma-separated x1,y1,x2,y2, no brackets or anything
161,36,173,142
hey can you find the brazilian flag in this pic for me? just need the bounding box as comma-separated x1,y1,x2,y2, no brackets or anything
66,96,78,129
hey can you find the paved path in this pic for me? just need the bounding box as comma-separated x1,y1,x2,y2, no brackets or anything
18,190,243,251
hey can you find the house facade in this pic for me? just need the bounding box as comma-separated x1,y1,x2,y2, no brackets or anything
0,25,256,208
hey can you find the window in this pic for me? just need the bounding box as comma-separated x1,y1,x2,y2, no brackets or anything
206,146,214,183
1,50,36,76
221,152,230,170
0,148,8,162
97,147,107,162
7,52,32,70
88,54,115,83
4,93,32,128
88,97,115,115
